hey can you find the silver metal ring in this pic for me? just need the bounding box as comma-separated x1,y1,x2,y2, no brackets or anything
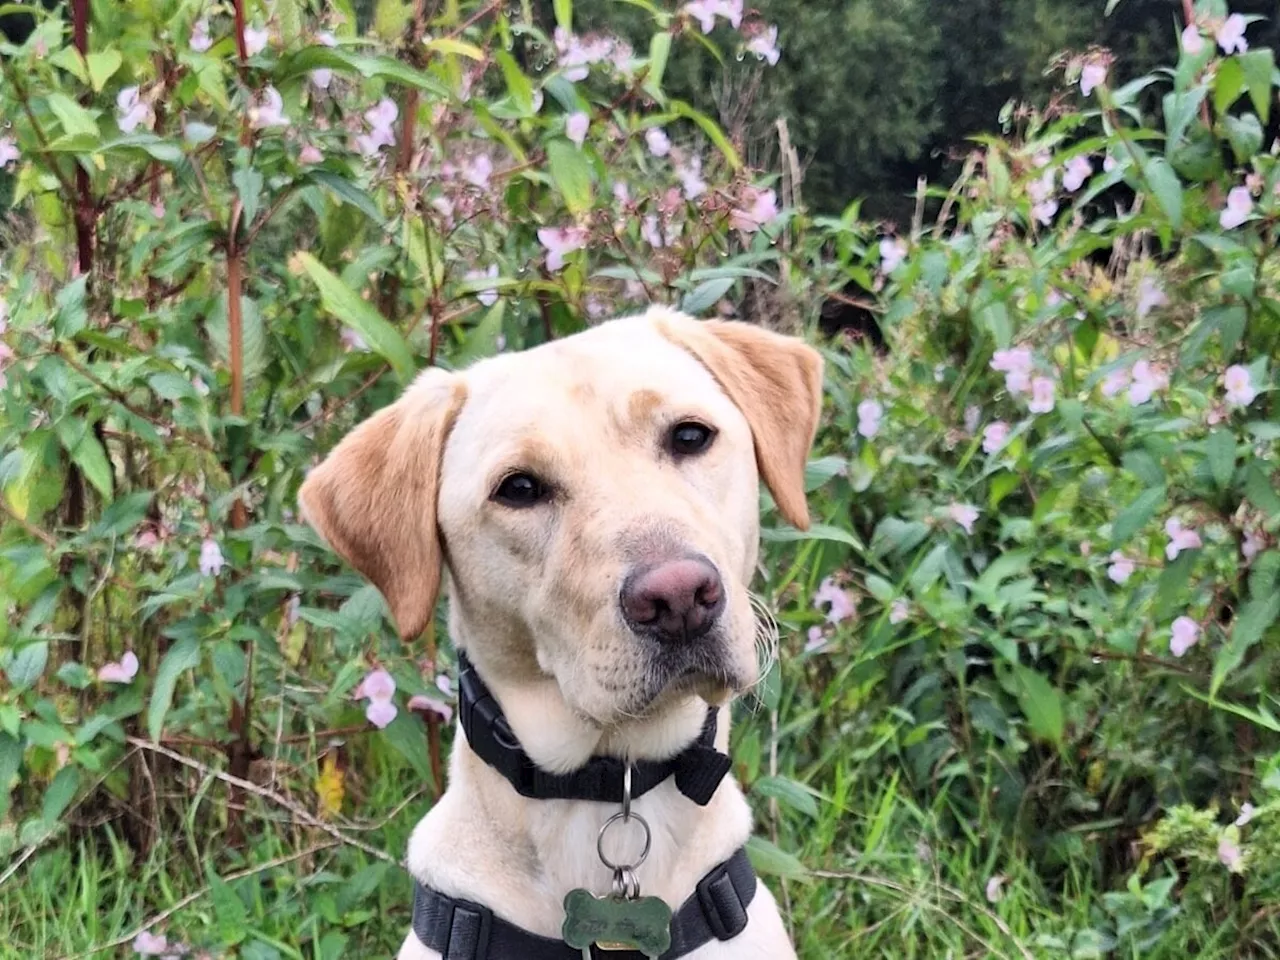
596,810,652,873
621,764,632,822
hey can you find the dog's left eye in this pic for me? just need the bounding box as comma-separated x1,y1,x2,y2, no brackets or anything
669,421,716,456
492,472,550,508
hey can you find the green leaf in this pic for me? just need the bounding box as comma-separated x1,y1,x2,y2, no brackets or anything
57,419,113,499
42,766,80,826
207,869,249,945
1214,57,1246,115
45,92,99,138
1224,113,1263,164
297,253,416,383
1238,48,1274,123
1245,464,1280,518
669,100,741,169
453,300,506,368
233,166,265,231
680,277,735,315
1205,429,1235,490
382,710,436,786
645,31,672,98
495,49,534,115
4,641,48,691
208,293,269,382
1212,593,1280,695
1111,486,1166,545
148,636,201,742
0,734,20,819
90,491,153,539
304,169,386,225
745,835,811,882
752,775,820,819
1014,666,1065,746
546,139,593,215
761,523,863,551
86,50,123,91
1141,157,1182,229
423,37,485,60
553,0,573,31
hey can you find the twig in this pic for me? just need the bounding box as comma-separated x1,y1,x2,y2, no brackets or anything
0,497,59,548
56,841,340,960
126,737,403,866
297,365,390,433
1,62,78,199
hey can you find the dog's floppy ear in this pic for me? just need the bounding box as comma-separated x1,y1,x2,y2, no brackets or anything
298,369,467,640
653,310,824,530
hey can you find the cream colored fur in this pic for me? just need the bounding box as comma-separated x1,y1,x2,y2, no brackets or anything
298,307,823,960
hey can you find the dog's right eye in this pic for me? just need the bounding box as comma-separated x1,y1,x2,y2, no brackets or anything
492,472,550,508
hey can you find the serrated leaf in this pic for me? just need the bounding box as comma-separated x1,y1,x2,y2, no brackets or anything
1245,464,1280,518
207,869,249,945
304,169,385,224
1111,486,1166,545
148,637,201,742
57,420,113,500
233,166,264,230
297,253,416,383
0,734,20,819
1205,429,1235,489
45,92,99,138
680,277,734,315
1014,666,1064,746
546,139,593,214
42,766,79,825
4,641,48,691
1141,157,1182,229
1212,593,1280,695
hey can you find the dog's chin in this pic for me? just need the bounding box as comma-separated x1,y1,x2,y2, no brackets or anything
629,651,747,717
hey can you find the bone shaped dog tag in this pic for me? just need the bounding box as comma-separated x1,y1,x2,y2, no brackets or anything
562,887,673,958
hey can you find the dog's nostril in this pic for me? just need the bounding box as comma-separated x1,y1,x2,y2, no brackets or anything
620,556,725,642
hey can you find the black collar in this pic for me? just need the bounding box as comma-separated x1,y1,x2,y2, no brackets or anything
457,652,733,806
412,846,757,960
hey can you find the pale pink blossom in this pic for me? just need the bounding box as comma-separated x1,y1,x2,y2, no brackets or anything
1028,168,1055,203
1181,24,1204,55
311,31,337,90
991,347,1034,396
1220,186,1253,229
682,0,722,33
889,599,910,624
1165,517,1203,560
1235,803,1255,827
199,538,224,576
641,215,666,249
355,98,397,156
1103,154,1118,173
0,137,18,169
1080,60,1107,96
1062,155,1092,192
340,328,367,351
857,399,883,438
645,127,671,157
1135,276,1168,319
98,651,140,684
1127,360,1168,406
132,931,180,957
985,875,1006,903
1222,364,1257,408
249,86,288,129
435,673,453,696
612,182,632,205
720,0,744,28
356,668,397,728
299,144,323,165
1218,836,1242,871
879,238,907,274
1107,552,1135,585
135,530,160,551
982,421,1010,454
1028,377,1056,414
408,694,453,723
243,23,269,56
566,112,589,148
190,19,213,52
675,154,707,199
963,405,981,435
1216,14,1248,55
1170,616,1200,657
813,577,856,624
1032,200,1058,226
461,154,492,189
1080,540,1093,557
804,626,827,653
553,28,617,82
729,187,779,233
1101,367,1130,397
745,24,780,66
116,87,153,133
538,225,589,271
1242,530,1263,562
949,503,980,535
465,265,500,307
366,699,397,728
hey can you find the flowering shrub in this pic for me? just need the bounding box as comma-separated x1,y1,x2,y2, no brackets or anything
0,0,1278,954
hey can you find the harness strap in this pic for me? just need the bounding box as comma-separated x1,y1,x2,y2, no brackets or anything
411,847,757,960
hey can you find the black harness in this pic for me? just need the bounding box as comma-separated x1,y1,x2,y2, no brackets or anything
410,654,757,959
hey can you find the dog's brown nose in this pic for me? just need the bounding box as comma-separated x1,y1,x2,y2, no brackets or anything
620,557,725,643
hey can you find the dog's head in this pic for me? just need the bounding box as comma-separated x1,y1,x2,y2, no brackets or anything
299,307,822,734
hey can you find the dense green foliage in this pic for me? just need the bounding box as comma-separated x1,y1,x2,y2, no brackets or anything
1,0,1279,957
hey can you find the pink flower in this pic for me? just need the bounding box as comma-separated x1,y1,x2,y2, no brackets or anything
1222,364,1257,408
244,23,270,56
1101,367,1130,397
982,421,1009,454
1170,616,1200,656
355,98,397,156
645,127,671,157
465,265,500,307
675,154,707,199
553,28,617,82
889,599,909,624
1235,802,1255,827
1218,836,1242,871
948,503,980,535
356,668,398,728
1107,552,1135,584
132,931,178,956
190,19,213,52
1127,360,1168,406
879,238,907,274
1165,517,1203,561
813,576,855,624
1135,276,1168,318
682,0,721,33
856,399,883,438
340,327,367,351
1028,168,1055,203
538,225,589,271
641,215,666,249
566,111,589,148
366,699,397,728
299,144,323,165
1062,155,1092,192
199,538,224,576
98,651,140,684
116,86,153,133
803,626,827,653
461,154,492,189
1080,60,1107,96
985,875,1006,903
991,347,1034,396
435,673,453,696
729,187,779,233
312,31,337,90
1181,24,1204,55
408,694,453,723
1243,530,1263,562
1216,13,1248,54
1032,199,1058,226
0,137,18,169
1103,154,1118,173
745,24,780,66
249,86,288,129
964,405,981,434
1028,376,1056,414
1220,186,1253,229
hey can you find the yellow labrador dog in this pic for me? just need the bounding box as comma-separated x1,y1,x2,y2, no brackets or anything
299,306,822,960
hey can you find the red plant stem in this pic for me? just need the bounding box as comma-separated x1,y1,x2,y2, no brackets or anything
72,0,94,278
